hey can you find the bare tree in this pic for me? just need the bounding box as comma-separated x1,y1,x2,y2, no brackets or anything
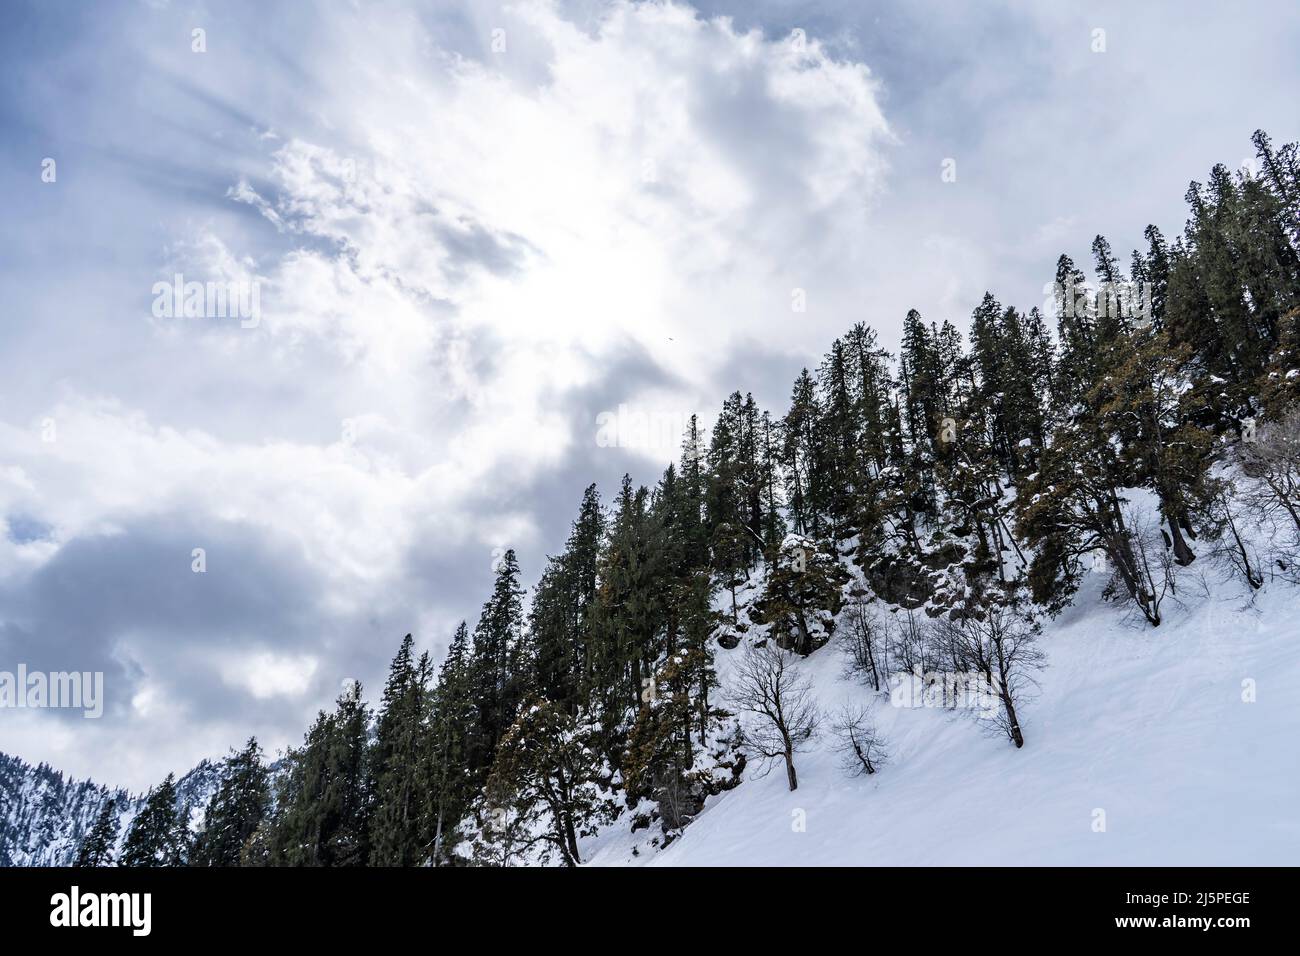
1238,409,1300,533
841,597,884,691
888,607,936,679
1128,508,1177,615
1207,482,1265,591
1238,410,1300,582
937,603,1044,749
730,642,820,791
831,703,887,777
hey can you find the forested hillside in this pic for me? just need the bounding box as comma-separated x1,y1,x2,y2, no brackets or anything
13,130,1300,868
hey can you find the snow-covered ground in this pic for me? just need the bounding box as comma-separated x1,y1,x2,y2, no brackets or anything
584,566,1300,866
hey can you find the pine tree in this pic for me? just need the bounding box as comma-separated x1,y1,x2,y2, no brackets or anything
120,774,183,867
485,699,615,866
427,622,477,864
267,681,372,866
677,415,711,569
1252,129,1300,249
369,635,434,865
1052,253,1104,410
757,410,787,553
844,322,894,475
898,309,944,463
532,484,604,713
623,646,719,832
1259,308,1300,419
706,392,759,568
752,535,849,655
589,476,662,749
817,339,860,538
1016,408,1163,625
75,797,120,867
190,738,270,867
1097,332,1217,566
781,368,823,536
469,549,527,775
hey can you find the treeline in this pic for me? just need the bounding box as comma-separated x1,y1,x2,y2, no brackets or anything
84,131,1300,866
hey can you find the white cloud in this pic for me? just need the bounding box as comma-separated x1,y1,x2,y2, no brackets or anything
220,652,319,700
2,0,893,614
0,0,893,788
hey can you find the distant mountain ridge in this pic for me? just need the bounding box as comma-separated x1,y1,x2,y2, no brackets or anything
0,751,220,866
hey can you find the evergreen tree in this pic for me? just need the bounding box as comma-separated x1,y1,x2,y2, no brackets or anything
623,646,721,832
427,622,477,864
781,369,823,536
485,699,615,866
75,797,120,867
120,774,183,867
532,484,604,712
469,549,527,774
268,681,372,866
1258,308,1300,419
589,476,662,749
752,535,849,655
369,635,434,865
817,339,860,538
757,410,787,553
1097,332,1217,566
190,738,270,867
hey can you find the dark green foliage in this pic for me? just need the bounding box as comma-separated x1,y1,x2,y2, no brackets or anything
120,774,185,867
74,798,120,867
484,699,615,866
263,682,372,866
190,738,269,867
368,637,435,865
752,536,849,655
183,129,1300,864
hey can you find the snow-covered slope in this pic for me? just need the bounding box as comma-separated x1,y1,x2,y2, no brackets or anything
0,754,221,866
584,568,1300,866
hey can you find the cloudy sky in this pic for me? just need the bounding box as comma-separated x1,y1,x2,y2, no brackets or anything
1,0,1297,790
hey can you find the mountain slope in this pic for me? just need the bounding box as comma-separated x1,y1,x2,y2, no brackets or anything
583,560,1300,866
0,753,220,866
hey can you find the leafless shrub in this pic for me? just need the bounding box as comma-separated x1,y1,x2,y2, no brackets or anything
1238,408,1300,536
888,607,939,678
1236,410,1300,584
1238,411,1300,575
1206,481,1265,591
831,703,888,777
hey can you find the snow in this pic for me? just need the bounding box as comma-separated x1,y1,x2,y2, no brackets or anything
0,756,221,866
582,549,1300,866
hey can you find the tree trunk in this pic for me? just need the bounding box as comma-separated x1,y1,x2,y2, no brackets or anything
792,603,813,656
562,812,581,866
1001,690,1024,748
866,643,881,692
432,804,444,865
1107,532,1161,626
1226,511,1263,589
1164,509,1196,566
784,749,798,791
